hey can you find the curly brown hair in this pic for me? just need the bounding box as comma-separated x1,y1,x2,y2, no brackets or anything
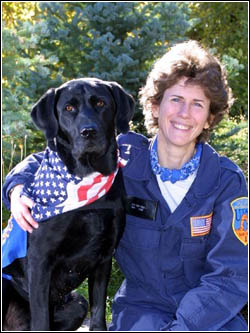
139,40,234,142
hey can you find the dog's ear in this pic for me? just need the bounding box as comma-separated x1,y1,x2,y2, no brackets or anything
108,82,135,133
31,88,58,140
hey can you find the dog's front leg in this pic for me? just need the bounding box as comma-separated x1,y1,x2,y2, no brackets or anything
28,259,52,331
88,258,112,331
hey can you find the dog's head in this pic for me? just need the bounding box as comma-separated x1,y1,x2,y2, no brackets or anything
31,78,135,176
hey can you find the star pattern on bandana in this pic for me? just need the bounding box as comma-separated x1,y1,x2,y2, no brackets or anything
22,148,128,222
22,149,73,221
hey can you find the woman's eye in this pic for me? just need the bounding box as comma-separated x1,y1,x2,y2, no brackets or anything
65,105,75,112
171,97,180,103
96,100,105,107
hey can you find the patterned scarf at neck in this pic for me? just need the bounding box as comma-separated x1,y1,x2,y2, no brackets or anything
22,147,128,222
150,136,202,184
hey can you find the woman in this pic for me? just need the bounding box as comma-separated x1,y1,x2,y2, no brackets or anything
2,40,248,331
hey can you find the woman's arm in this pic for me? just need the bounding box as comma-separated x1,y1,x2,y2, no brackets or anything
165,170,248,331
3,152,44,232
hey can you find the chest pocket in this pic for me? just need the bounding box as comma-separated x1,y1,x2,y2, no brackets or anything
180,238,207,287
121,217,160,249
115,217,161,289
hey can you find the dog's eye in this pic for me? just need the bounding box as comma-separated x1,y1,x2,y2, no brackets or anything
65,105,75,112
96,100,105,107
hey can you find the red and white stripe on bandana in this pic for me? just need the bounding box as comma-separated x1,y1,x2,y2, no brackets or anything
21,148,128,222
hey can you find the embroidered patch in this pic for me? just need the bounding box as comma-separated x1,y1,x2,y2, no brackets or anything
190,212,213,237
231,197,248,246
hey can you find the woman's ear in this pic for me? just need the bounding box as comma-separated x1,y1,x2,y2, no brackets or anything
204,113,215,129
151,104,159,118
204,121,210,130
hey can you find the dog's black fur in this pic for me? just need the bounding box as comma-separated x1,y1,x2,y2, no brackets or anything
3,78,134,331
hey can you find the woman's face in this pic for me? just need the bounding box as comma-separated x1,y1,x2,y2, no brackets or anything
152,77,211,150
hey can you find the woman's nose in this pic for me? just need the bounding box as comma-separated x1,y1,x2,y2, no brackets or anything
178,103,191,117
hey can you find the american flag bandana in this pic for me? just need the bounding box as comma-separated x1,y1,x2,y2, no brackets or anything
21,147,128,222
190,212,213,237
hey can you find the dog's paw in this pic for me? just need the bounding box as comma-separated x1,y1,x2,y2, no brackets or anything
53,293,88,331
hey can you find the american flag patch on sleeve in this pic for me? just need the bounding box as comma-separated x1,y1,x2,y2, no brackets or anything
190,212,213,237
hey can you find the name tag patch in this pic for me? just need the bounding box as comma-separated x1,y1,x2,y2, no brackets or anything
125,196,158,221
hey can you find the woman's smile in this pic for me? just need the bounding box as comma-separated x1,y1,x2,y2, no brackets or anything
171,121,193,131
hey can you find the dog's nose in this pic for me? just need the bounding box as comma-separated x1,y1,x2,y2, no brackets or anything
80,126,97,138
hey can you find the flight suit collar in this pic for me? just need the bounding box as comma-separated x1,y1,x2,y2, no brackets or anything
123,142,221,199
193,143,221,197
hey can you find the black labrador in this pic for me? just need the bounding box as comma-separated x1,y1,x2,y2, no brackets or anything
3,78,134,331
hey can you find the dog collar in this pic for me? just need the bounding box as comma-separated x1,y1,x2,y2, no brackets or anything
21,147,128,222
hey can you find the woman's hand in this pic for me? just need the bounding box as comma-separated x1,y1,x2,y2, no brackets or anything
10,185,39,233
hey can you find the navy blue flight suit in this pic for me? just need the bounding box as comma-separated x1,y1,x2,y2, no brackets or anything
109,132,248,331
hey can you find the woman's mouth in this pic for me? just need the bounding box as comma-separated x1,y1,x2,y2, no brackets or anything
172,122,192,131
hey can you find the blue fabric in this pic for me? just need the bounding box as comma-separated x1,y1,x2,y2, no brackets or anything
150,136,202,183
2,216,27,279
2,152,44,211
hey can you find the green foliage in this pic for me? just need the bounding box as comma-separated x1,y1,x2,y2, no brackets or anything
187,2,248,119
2,2,40,28
210,118,248,180
2,2,190,155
